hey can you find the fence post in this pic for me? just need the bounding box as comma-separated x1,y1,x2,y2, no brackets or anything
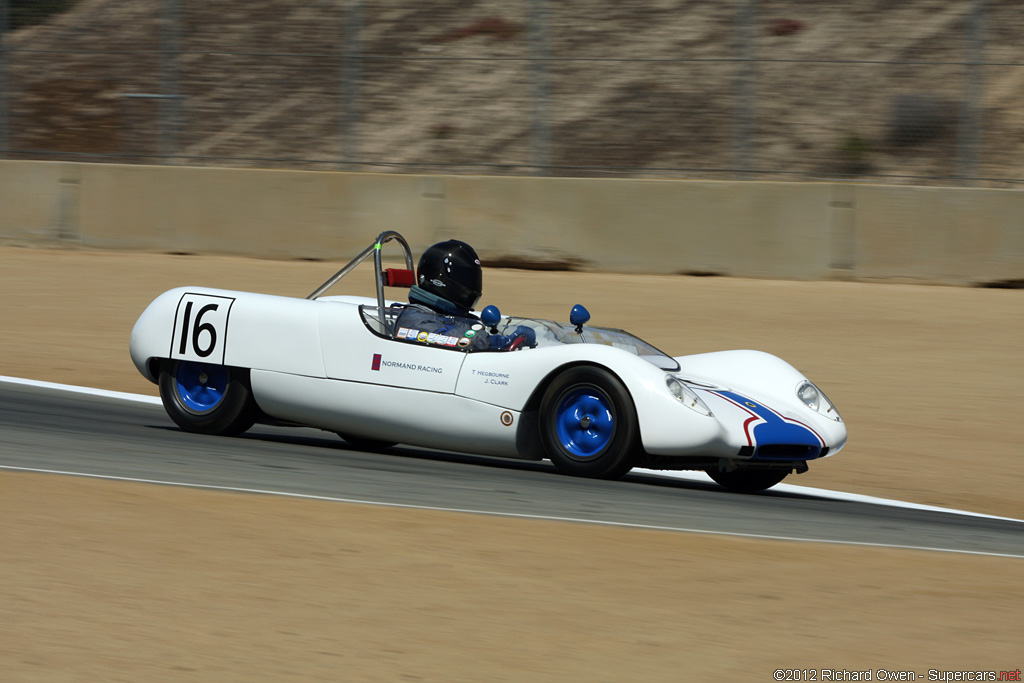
955,0,986,184
159,0,182,163
340,0,363,170
528,0,552,176
732,0,757,178
0,0,9,157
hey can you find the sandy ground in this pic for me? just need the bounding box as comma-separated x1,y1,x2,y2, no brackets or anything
1,246,1022,680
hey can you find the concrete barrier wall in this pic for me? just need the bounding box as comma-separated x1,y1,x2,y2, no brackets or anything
852,185,1024,284
444,176,838,279
2,160,1021,285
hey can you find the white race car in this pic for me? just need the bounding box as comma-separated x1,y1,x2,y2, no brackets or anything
130,231,847,492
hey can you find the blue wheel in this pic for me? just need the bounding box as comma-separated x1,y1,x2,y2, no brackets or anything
174,362,229,414
554,388,616,460
540,366,638,479
158,360,257,436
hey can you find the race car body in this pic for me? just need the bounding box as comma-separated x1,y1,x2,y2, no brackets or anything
130,231,847,492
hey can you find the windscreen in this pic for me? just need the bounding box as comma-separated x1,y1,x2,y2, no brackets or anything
504,317,680,371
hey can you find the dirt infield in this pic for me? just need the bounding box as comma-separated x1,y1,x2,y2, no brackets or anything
1,246,1022,679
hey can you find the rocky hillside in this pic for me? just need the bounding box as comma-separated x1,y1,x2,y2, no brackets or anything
5,0,1024,185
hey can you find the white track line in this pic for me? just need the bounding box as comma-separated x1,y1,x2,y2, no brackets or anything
0,375,162,405
2,375,1022,526
1,464,1022,560
631,469,1024,523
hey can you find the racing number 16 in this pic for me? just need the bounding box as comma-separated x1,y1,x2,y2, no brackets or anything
179,301,219,357
172,293,234,364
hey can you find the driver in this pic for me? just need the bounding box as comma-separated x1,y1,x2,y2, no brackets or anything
395,239,534,351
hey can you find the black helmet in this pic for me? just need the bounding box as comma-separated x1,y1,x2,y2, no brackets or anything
416,240,483,312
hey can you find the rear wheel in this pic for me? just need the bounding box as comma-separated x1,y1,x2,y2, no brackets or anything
158,359,257,436
706,466,789,493
539,366,638,479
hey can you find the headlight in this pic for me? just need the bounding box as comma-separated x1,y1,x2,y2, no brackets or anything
666,376,713,416
796,381,841,421
798,382,821,411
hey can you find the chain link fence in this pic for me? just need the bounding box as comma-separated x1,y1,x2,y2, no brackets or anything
1,0,1021,186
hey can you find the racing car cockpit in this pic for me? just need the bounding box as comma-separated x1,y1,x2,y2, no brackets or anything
307,230,679,369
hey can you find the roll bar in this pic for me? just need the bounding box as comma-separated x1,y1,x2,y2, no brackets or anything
306,231,416,315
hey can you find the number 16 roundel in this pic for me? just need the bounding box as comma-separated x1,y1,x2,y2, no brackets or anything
170,293,235,364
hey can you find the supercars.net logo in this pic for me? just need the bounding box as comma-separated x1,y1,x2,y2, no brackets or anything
371,353,382,371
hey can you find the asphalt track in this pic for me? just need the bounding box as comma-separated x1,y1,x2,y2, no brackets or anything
2,380,1023,558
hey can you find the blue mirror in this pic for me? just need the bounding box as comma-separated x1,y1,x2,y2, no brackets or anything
570,304,590,331
480,305,501,328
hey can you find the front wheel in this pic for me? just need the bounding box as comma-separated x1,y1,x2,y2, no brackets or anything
158,359,257,436
539,366,638,479
706,467,789,493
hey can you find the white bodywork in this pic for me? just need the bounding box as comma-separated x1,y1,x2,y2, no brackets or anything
130,286,847,468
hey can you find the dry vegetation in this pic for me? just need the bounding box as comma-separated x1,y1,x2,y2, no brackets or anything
5,0,1024,183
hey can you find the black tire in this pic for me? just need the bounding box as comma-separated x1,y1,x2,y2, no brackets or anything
158,359,257,436
706,466,789,493
337,434,397,451
539,366,638,479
